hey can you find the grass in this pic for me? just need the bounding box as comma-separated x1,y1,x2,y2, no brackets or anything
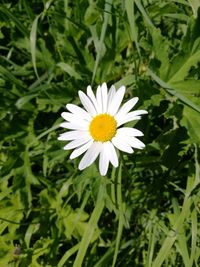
0,1,200,266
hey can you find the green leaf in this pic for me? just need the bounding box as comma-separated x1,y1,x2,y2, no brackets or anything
148,68,200,113
181,106,200,143
73,183,105,267
0,6,28,36
125,0,140,56
15,93,38,109
167,10,200,83
169,79,200,95
57,62,81,79
30,14,42,78
92,0,113,83
148,26,170,80
0,65,25,88
188,0,200,17
167,50,200,83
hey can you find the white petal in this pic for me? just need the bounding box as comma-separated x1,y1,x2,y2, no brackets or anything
128,110,148,117
78,91,97,116
105,141,118,167
66,104,92,121
96,85,103,113
115,97,139,120
87,85,99,113
117,110,147,126
78,142,102,170
64,137,91,150
107,86,126,115
70,140,93,159
60,121,88,130
101,82,108,113
107,85,116,107
125,136,145,149
117,117,142,127
58,131,90,141
117,127,144,137
99,143,109,176
61,112,89,123
112,135,133,154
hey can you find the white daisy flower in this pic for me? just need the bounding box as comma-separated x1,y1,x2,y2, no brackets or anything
58,83,147,176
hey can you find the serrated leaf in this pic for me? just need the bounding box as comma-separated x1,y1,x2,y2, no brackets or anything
148,68,200,113
181,106,200,143
167,10,200,83
167,50,200,83
149,26,170,80
170,79,200,95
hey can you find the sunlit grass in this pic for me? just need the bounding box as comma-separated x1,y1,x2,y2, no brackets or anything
0,1,200,266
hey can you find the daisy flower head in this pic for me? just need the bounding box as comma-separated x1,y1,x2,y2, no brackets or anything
58,83,147,176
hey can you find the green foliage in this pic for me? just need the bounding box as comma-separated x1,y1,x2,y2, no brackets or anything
0,0,200,266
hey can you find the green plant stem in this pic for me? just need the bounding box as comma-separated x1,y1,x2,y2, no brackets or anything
111,166,117,208
73,181,105,267
112,163,124,267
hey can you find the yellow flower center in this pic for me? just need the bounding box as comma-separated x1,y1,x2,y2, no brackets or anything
89,114,117,142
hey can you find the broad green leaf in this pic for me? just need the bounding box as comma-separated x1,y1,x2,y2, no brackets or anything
181,106,200,143
167,11,200,83
167,50,200,83
148,69,200,113
148,26,170,80
169,79,200,95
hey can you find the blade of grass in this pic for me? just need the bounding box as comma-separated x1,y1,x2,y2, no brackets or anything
73,182,105,267
0,65,25,88
125,0,141,57
0,6,28,36
190,209,197,266
194,144,200,185
94,245,115,267
146,224,156,267
30,14,41,79
92,0,113,83
112,163,124,267
134,0,154,27
152,171,200,267
172,199,190,266
58,244,80,267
